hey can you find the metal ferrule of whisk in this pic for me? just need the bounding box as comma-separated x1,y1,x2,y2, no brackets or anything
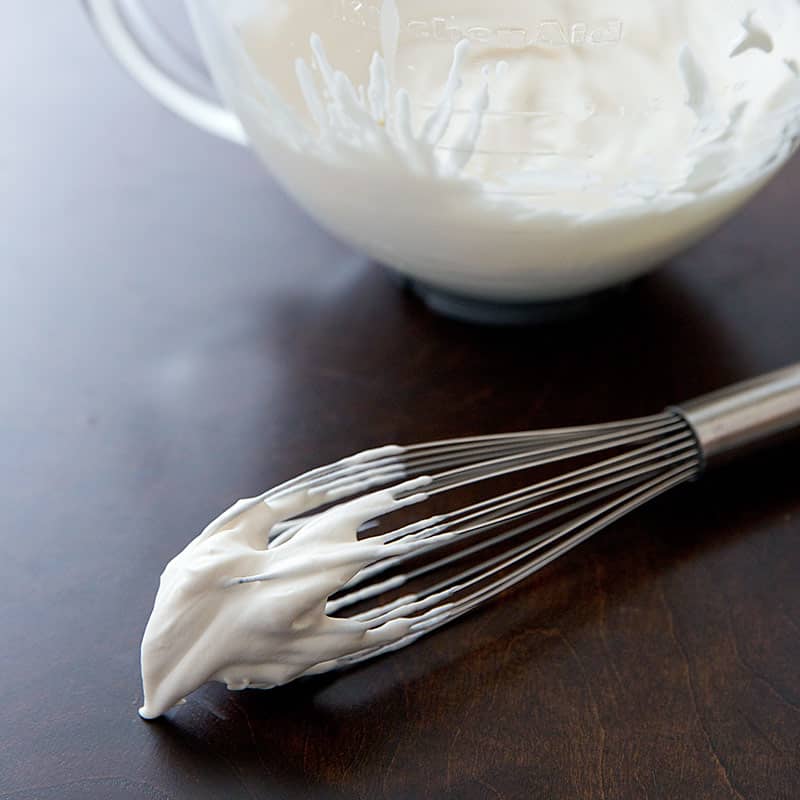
308,364,800,672
673,363,800,468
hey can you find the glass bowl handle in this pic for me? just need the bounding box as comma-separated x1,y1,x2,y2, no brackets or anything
82,0,247,145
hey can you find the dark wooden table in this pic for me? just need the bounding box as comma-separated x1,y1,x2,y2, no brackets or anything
2,4,799,799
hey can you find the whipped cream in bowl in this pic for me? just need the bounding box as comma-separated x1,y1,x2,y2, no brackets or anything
182,0,800,305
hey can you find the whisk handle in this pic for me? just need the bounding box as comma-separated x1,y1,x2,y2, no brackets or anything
674,363,800,468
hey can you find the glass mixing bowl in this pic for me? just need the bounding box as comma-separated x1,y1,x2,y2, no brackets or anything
85,0,800,320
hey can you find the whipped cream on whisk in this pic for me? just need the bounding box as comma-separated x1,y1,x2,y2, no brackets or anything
139,449,448,719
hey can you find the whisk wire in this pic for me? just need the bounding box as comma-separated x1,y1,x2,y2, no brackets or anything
321,462,698,675
318,414,700,668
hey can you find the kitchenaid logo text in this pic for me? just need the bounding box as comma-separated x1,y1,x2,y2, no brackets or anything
334,2,624,48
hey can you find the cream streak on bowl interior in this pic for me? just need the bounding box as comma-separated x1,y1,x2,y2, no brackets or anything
182,0,800,301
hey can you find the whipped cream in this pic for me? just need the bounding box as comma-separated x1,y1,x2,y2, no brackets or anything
139,450,451,719
187,0,800,300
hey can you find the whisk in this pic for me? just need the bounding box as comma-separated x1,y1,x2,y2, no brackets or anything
139,365,800,717
265,364,800,673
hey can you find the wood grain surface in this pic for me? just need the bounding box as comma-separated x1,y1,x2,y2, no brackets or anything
1,4,799,799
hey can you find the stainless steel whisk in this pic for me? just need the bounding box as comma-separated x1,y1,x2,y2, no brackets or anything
262,365,800,674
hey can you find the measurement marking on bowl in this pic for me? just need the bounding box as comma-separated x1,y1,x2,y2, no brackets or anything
333,2,624,49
